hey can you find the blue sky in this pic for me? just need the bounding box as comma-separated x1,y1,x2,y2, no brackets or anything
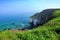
0,0,60,14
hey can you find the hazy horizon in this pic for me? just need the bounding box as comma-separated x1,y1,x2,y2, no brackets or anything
0,0,60,22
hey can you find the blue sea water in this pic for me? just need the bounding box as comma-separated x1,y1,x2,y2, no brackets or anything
0,13,33,30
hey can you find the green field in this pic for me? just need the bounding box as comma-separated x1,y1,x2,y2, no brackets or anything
0,9,60,40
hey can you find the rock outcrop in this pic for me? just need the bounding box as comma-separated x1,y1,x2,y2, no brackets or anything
29,9,56,27
22,9,60,30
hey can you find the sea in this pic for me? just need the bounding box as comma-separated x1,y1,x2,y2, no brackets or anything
0,12,34,30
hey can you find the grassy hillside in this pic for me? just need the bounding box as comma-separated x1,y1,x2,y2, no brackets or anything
0,9,60,40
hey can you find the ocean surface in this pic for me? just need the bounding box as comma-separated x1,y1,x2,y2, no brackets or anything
0,13,34,30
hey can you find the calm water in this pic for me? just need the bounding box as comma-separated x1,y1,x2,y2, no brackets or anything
0,13,33,30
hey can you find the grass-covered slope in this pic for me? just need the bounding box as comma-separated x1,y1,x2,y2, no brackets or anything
0,9,60,40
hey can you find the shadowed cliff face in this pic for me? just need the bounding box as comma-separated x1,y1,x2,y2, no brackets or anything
22,9,55,30
30,9,56,26
22,9,60,30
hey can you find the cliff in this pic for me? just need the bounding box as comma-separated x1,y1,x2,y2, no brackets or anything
30,9,60,26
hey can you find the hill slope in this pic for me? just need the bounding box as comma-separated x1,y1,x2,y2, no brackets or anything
0,9,60,40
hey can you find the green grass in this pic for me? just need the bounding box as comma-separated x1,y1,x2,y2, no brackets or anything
0,9,60,40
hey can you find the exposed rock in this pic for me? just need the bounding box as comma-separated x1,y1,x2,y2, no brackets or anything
22,9,60,30
30,9,55,26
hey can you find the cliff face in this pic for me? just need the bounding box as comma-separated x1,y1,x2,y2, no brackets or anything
22,9,60,30
30,9,58,26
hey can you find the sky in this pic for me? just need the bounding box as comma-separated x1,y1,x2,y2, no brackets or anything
0,0,60,14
